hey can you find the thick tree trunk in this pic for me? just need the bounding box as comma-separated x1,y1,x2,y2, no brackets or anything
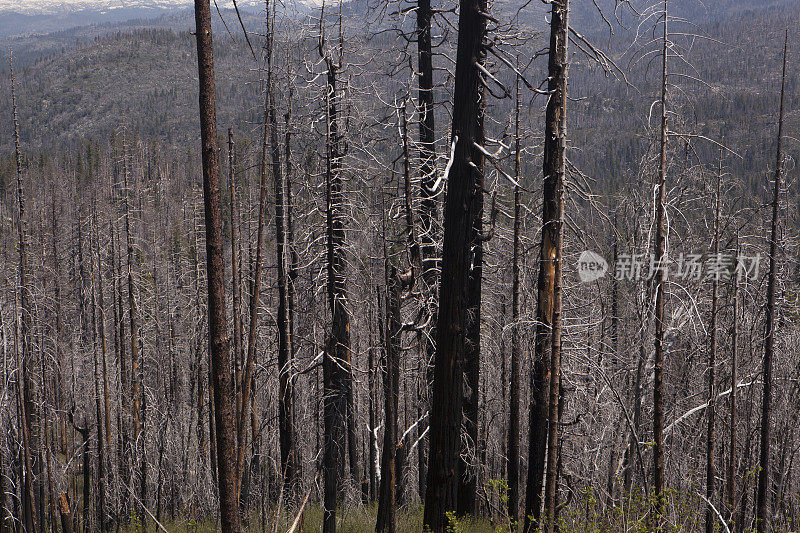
193,2,240,532
58,494,73,533
524,2,568,531
320,28,352,531
263,6,296,491
755,30,788,533
422,0,486,526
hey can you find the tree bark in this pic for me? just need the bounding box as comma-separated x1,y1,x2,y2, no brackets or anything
524,1,568,531
652,0,669,524
705,155,722,533
193,2,240,532
376,267,401,533
320,23,351,532
755,30,788,533
508,70,522,529
10,51,39,533
422,0,486,526
726,236,739,527
415,0,437,503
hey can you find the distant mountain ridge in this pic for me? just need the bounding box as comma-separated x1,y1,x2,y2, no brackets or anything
0,0,262,15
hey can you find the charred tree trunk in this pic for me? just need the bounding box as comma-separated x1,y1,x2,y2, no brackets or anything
320,30,352,528
235,14,273,501
422,0,486,526
90,225,107,533
267,6,295,490
193,2,240,532
376,266,401,533
508,71,522,529
726,236,739,527
58,494,73,533
228,129,243,438
368,309,378,503
415,0,437,502
652,0,669,524
10,51,39,533
705,157,722,533
524,1,568,531
755,30,788,533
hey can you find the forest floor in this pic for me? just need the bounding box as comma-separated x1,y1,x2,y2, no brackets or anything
137,505,498,533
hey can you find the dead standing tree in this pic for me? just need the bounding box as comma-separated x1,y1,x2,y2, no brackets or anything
319,7,356,532
652,0,669,525
525,1,568,531
10,51,39,533
755,30,788,533
192,1,240,532
422,0,487,525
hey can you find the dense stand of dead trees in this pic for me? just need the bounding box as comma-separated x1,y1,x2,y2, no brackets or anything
1,1,798,533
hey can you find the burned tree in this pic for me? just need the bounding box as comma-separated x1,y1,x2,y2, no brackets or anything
525,1,569,531
192,1,240,532
422,0,487,526
755,31,788,533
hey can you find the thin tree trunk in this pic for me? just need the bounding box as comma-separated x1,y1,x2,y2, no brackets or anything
193,1,240,531
652,0,669,523
508,70,522,529
90,222,107,533
705,155,722,533
376,265,401,533
726,235,739,527
10,51,38,533
267,4,296,490
525,1,568,531
235,11,274,500
228,128,243,437
368,309,378,503
755,30,788,533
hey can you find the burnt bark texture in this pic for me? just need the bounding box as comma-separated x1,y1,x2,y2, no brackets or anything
524,1,568,531
755,30,788,533
422,0,486,526
192,2,240,532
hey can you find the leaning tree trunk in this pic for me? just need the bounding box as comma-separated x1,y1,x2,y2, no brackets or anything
524,1,568,531
192,2,240,532
755,30,788,533
422,0,486,526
